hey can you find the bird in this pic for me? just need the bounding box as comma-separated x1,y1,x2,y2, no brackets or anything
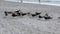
4,11,8,16
14,9,21,12
17,13,21,16
58,17,60,19
43,13,52,20
38,15,43,18
43,16,52,20
21,13,27,16
27,12,30,15
35,12,41,15
45,13,49,17
15,11,21,16
11,13,17,17
31,14,37,17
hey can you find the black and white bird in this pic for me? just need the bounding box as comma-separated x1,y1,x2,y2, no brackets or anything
38,15,43,18
4,11,8,16
11,13,17,17
21,13,27,16
4,11,13,16
15,11,21,16
44,16,52,20
14,9,21,12
31,14,37,17
35,12,41,15
43,13,52,20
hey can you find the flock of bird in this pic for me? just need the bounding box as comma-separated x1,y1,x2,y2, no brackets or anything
4,9,53,20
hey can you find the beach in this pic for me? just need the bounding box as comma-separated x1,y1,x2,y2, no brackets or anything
0,1,60,34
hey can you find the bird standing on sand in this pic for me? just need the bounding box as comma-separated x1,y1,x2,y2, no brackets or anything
21,13,27,16
43,13,52,20
12,13,17,17
4,11,8,16
31,14,37,17
35,12,41,15
38,15,43,18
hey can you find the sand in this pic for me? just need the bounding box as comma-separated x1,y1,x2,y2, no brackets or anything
0,1,60,34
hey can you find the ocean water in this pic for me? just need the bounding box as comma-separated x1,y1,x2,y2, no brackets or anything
4,0,60,6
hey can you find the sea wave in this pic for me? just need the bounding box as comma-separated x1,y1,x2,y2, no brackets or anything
5,0,60,6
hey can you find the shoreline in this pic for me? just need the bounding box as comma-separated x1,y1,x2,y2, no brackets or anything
0,1,60,14
0,1,60,34
1,1,60,6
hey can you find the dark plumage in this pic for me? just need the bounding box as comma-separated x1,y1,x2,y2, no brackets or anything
4,10,21,17
15,11,19,13
12,13,17,17
58,17,60,19
31,14,37,17
43,16,52,20
17,13,21,16
38,15,43,18
14,10,21,16
27,12,30,15
35,12,41,15
4,11,8,16
43,13,52,20
21,13,27,16
15,11,21,16
31,12,41,17
7,12,13,14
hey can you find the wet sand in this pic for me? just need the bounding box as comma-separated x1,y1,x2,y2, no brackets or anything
0,1,60,34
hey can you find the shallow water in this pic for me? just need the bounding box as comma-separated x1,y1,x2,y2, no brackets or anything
3,0,60,6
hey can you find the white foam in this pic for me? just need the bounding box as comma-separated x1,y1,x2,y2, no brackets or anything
4,0,60,6
40,2,60,6
5,0,19,2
